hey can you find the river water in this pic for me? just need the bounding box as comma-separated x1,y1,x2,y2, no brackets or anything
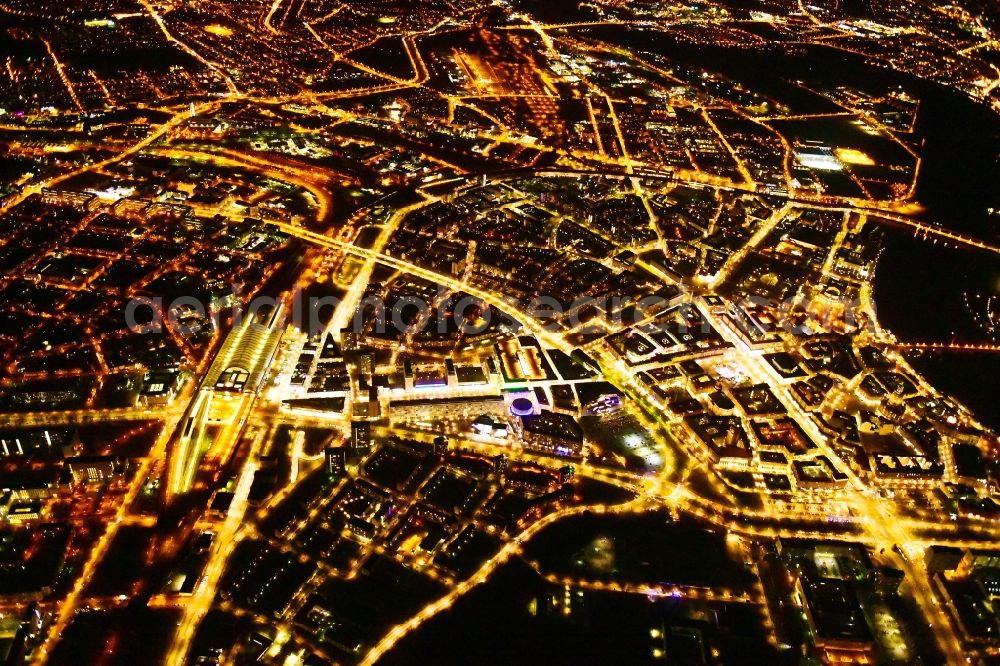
869,61,1000,431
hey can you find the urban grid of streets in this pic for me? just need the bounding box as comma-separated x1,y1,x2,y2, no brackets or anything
0,0,999,665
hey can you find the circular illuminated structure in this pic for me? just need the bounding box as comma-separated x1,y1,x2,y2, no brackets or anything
509,397,535,418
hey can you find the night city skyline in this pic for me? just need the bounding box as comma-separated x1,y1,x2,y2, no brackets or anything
0,0,999,664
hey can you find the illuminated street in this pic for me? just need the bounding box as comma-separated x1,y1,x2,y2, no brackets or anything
0,1,998,665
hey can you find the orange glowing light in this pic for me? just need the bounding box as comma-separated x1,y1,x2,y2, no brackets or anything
835,148,876,166
204,24,233,37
